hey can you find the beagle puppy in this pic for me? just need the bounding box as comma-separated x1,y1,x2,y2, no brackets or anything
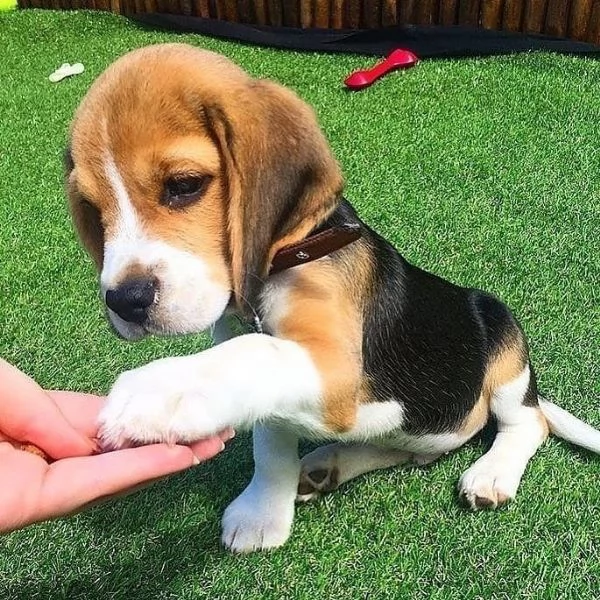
66,43,600,553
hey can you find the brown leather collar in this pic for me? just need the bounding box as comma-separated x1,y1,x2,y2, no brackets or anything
269,223,362,275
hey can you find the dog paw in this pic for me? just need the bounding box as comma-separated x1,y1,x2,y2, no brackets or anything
98,356,219,448
221,485,294,553
458,458,521,510
296,447,340,502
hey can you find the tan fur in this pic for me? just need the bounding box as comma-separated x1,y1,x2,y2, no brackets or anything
117,262,150,282
204,78,344,310
483,336,528,392
268,234,386,431
67,43,342,308
333,239,381,408
536,407,550,439
458,331,530,437
457,393,490,438
68,47,238,289
273,239,382,431
67,189,105,269
273,262,363,432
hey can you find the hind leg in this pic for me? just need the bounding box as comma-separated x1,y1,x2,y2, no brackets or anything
458,365,549,509
297,443,440,501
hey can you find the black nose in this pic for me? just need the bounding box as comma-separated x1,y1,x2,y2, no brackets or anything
105,278,156,324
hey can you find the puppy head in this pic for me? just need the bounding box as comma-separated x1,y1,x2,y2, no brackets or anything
66,44,343,340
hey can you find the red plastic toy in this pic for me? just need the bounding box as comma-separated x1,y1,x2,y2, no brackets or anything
344,49,419,90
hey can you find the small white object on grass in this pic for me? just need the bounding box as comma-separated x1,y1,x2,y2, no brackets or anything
49,63,85,83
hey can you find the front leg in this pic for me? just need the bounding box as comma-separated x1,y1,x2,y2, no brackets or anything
98,333,323,448
99,274,366,553
222,424,300,552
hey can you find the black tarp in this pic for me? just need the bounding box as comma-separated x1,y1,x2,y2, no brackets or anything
132,13,600,58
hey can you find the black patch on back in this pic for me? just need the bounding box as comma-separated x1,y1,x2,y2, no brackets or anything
272,198,536,431
362,229,488,434
471,292,518,358
323,198,530,434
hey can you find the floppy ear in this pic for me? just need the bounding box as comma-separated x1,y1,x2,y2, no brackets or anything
205,80,344,312
64,145,105,270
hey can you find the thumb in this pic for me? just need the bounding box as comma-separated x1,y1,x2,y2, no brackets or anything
0,360,95,458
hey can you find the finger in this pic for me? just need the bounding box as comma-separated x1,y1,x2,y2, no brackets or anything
0,360,95,458
40,441,226,518
189,435,228,459
0,443,49,533
46,392,106,438
49,397,234,446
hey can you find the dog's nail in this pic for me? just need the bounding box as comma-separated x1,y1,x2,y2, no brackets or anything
90,437,102,454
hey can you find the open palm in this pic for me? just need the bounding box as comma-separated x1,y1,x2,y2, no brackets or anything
0,360,231,534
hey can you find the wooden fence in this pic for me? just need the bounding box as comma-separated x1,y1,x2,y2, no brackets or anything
18,1,600,45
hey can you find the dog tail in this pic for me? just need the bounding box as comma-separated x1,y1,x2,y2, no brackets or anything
539,398,600,454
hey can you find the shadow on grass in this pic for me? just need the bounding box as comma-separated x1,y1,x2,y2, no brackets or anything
7,436,254,600
11,527,227,600
8,425,510,599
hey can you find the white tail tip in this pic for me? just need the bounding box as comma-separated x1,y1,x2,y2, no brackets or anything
539,398,600,455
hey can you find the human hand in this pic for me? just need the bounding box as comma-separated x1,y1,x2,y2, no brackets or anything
0,359,233,534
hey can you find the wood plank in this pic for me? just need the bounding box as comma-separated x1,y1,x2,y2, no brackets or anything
268,0,283,25
416,0,438,25
438,0,459,25
503,0,524,31
544,0,570,37
192,0,210,19
220,0,239,21
344,0,360,27
156,0,175,13
523,0,547,32
330,0,344,28
381,0,396,26
481,0,503,29
568,0,593,40
314,0,330,27
363,0,381,28
282,0,299,26
300,0,313,26
585,0,600,43
237,0,255,23
253,0,267,24
458,0,480,27
397,0,416,23
143,0,157,14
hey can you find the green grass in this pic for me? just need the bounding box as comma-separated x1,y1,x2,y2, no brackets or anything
1,8,599,599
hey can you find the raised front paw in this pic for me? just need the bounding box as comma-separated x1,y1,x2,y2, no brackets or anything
221,483,295,553
98,356,222,449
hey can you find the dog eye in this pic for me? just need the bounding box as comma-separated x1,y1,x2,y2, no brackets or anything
162,175,210,209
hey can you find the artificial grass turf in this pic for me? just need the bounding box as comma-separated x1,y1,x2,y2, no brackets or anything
1,7,599,599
